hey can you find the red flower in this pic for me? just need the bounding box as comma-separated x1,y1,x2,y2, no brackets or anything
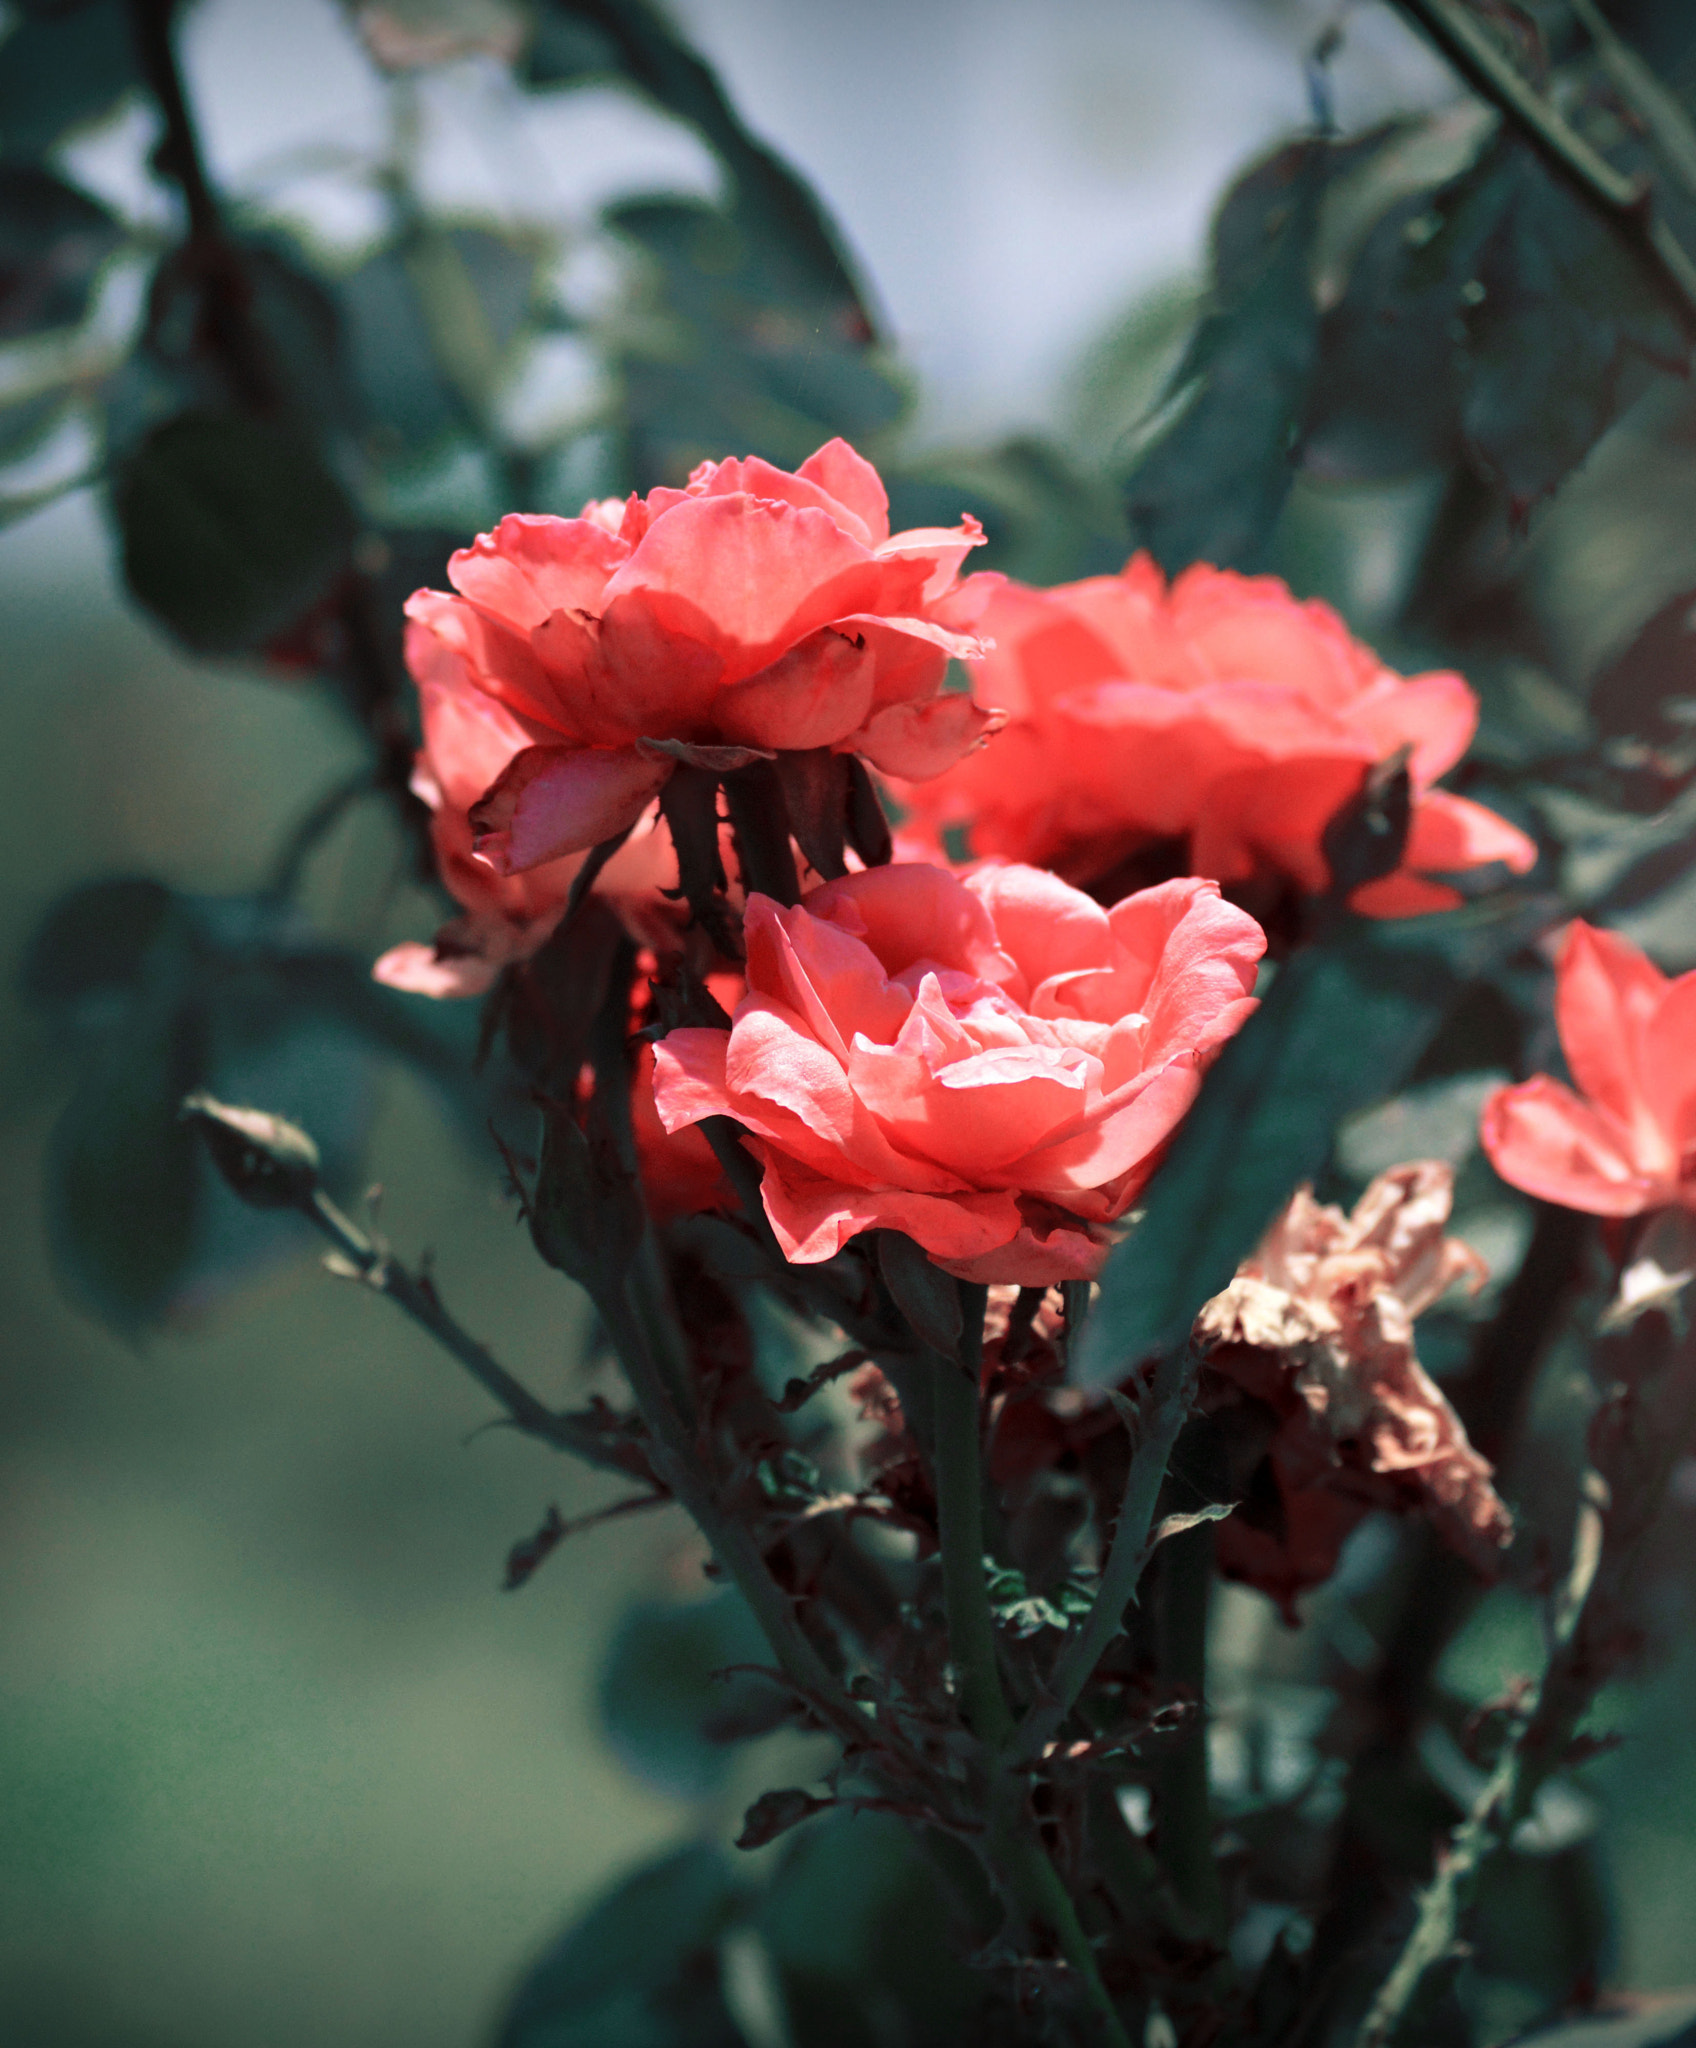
1481,921,1696,1216
901,555,1536,915
1195,1163,1509,1617
651,861,1263,1286
401,439,996,881
373,627,705,995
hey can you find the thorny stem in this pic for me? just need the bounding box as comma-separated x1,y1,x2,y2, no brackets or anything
595,1254,875,1753
1569,0,1696,206
1150,1517,1226,1932
1012,1344,1198,1766
1393,0,1696,334
933,1287,1132,2048
1354,1311,1696,2046
933,1293,1017,1750
304,1189,638,1474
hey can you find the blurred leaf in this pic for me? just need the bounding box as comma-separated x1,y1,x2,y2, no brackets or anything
112,409,358,655
42,961,205,1338
597,1591,770,1800
609,196,904,486
1453,140,1690,518
527,0,874,329
496,1844,748,2048
1120,138,1335,574
1590,584,1696,744
0,165,123,339
756,1811,985,2047
0,0,138,162
1074,912,1526,1385
889,435,1126,584
1505,1995,1696,2048
22,879,483,1336
337,244,464,450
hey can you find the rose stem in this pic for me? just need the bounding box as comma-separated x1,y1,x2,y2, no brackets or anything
1011,1343,1198,1766
1354,1307,1696,2047
595,1250,875,1752
933,1283,1132,2048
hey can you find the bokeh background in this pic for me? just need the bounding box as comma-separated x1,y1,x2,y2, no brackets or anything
4,3,1696,2044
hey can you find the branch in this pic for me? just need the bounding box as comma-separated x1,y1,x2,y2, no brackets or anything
307,1189,649,1475
1354,1309,1696,2046
932,1289,1017,1749
1011,1343,1197,1766
1393,0,1696,334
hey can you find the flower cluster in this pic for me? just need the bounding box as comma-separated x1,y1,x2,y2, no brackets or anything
377,437,1540,1311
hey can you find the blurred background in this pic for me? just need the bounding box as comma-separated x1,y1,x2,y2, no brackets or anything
4,2,1696,2044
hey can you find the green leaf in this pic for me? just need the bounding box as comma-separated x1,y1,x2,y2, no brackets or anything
43,975,205,1338
1454,140,1690,517
0,0,138,163
495,1845,747,2048
1073,913,1523,1386
1120,140,1329,574
529,0,874,326
755,1811,986,2045
875,1230,962,1356
0,165,123,339
112,409,358,655
597,1591,771,1799
21,881,460,1336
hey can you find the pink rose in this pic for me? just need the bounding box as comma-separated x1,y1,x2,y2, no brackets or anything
1481,920,1696,1216
651,861,1264,1286
401,439,997,880
901,555,1537,916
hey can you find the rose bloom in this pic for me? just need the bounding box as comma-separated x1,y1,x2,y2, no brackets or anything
1482,921,1696,1216
651,861,1264,1286
373,642,696,995
401,438,995,886
1194,1163,1509,1617
902,555,1537,917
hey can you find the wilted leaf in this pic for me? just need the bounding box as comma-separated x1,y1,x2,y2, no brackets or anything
495,1844,747,2048
0,166,123,339
597,1591,771,1799
113,409,358,655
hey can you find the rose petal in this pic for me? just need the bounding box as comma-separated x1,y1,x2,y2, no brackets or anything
1480,1073,1664,1215
469,744,674,873
843,693,1003,780
713,626,879,750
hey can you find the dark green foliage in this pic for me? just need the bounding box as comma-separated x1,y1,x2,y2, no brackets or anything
495,1844,748,2048
755,1812,986,2047
1075,910,1529,1385
1119,138,1338,574
112,410,358,655
20,879,477,1337
596,1592,770,1800
0,167,122,339
0,0,138,162
1306,129,1692,512
1451,142,1689,515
